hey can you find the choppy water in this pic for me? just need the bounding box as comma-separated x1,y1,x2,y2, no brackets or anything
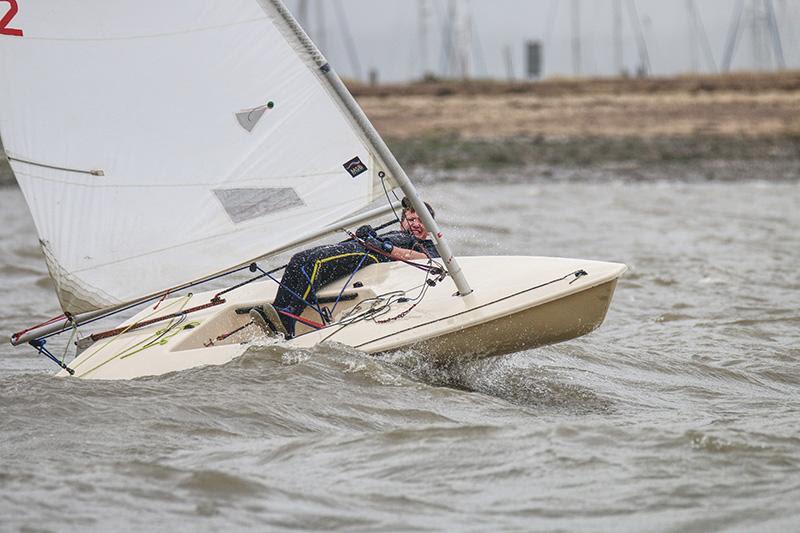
1,176,799,531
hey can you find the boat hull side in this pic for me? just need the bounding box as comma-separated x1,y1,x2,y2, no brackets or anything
407,279,619,361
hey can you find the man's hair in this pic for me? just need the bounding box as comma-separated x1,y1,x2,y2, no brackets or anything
401,197,436,220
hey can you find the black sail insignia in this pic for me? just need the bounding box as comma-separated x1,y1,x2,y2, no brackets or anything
343,156,367,178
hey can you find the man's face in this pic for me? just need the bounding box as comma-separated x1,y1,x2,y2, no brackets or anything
402,210,429,240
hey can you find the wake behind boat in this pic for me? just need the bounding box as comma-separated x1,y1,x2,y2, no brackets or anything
1,0,626,379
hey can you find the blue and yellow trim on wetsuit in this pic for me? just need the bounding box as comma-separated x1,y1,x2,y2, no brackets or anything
302,252,380,300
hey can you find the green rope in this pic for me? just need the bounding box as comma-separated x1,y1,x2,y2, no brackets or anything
75,295,194,378
119,320,200,360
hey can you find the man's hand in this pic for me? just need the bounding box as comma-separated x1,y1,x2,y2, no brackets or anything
355,225,376,240
365,235,394,254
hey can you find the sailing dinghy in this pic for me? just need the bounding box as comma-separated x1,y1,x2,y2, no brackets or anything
1,0,626,380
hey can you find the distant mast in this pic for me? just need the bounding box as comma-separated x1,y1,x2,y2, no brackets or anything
297,0,309,28
686,0,718,73
446,0,473,80
687,0,699,71
314,0,327,52
418,0,432,79
722,0,784,72
571,0,582,76
613,0,624,75
625,0,651,76
505,45,515,81
332,0,364,81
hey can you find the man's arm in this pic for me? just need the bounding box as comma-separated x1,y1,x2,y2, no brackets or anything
357,226,430,262
388,246,428,262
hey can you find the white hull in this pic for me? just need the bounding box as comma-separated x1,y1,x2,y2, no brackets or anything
58,256,627,380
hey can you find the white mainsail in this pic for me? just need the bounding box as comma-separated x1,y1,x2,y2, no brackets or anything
0,0,398,314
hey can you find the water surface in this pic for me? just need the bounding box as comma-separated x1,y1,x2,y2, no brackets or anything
1,176,799,531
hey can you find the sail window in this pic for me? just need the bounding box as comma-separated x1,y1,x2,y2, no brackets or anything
214,187,304,224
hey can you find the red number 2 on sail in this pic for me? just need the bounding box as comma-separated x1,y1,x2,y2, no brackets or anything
0,0,24,37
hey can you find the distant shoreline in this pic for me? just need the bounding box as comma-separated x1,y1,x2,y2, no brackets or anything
2,72,799,186
366,71,800,181
348,71,800,99
388,134,800,182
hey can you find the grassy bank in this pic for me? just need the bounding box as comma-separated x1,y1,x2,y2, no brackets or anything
350,71,800,98
388,134,800,172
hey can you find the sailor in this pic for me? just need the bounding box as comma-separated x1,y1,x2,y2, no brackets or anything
252,198,440,338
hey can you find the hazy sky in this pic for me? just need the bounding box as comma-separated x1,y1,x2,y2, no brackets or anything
284,0,800,82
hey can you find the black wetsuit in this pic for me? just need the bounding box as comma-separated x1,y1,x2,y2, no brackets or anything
273,230,439,336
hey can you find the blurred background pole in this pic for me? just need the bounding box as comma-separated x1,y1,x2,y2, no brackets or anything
626,0,651,76
571,0,582,76
613,0,624,75
418,0,432,79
